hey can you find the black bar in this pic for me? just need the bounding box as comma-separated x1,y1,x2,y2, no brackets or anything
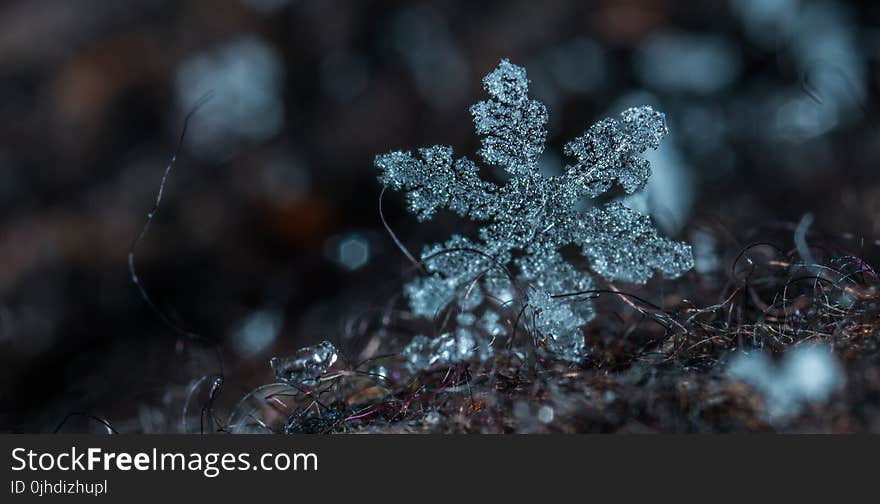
1,435,874,501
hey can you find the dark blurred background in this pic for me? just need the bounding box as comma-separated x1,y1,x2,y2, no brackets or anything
2,0,879,432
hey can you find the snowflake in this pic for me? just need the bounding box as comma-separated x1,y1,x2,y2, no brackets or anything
376,59,693,363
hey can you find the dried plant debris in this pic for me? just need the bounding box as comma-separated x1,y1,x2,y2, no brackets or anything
215,222,880,434
376,59,693,363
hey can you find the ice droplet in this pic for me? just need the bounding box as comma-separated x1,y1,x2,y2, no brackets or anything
270,340,339,385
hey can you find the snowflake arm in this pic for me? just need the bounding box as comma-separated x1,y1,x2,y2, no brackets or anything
375,145,498,221
579,201,694,284
470,59,548,177
516,250,595,360
407,235,507,317
562,106,667,197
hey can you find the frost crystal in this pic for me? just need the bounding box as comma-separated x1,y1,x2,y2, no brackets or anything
402,330,493,373
376,59,693,362
270,341,339,385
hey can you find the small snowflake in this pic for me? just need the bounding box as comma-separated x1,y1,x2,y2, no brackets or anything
376,59,693,362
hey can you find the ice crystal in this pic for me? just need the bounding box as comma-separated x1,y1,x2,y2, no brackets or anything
270,341,339,386
402,330,493,372
376,59,693,362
